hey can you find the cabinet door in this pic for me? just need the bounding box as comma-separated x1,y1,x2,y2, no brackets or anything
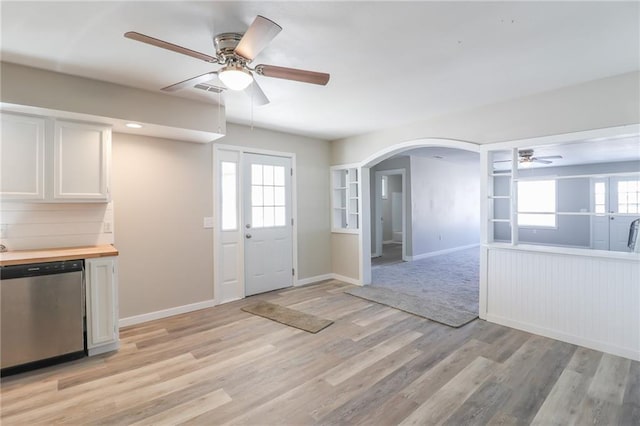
86,257,118,349
54,121,111,201
0,113,46,200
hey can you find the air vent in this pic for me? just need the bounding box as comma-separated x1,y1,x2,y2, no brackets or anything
194,83,225,94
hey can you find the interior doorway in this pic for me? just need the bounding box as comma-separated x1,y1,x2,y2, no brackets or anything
372,169,406,266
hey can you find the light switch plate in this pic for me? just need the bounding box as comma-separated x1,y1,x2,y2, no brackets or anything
0,224,7,238
103,222,113,233
203,217,214,229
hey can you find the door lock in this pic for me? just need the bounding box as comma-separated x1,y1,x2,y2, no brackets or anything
246,224,251,229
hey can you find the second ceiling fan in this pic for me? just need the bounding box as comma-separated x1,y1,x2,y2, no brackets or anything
124,15,330,105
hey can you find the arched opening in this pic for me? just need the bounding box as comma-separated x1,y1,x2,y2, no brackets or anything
354,138,482,327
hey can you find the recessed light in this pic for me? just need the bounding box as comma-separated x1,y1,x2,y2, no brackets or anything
125,123,143,129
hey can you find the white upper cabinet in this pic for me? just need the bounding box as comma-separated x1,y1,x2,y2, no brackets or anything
0,113,46,200
0,113,111,202
54,120,110,201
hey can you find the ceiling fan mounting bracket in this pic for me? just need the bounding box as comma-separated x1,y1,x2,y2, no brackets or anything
213,32,246,64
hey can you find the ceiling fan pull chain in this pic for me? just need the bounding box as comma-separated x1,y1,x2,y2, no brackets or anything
217,89,222,134
251,81,255,131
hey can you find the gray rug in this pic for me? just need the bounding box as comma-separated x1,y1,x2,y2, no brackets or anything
242,301,333,333
349,247,479,327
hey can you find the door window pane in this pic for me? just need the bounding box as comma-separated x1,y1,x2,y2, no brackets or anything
252,164,263,185
275,206,285,226
221,162,237,230
250,162,287,228
618,180,640,215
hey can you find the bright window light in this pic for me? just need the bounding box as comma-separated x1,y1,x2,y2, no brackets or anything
517,180,556,227
381,175,388,200
221,162,237,231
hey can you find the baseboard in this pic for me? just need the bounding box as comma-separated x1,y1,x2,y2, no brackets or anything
406,243,479,261
331,273,362,286
296,273,334,286
485,313,640,362
119,299,216,328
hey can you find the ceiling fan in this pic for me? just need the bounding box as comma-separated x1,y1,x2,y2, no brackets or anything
124,15,330,105
494,149,563,166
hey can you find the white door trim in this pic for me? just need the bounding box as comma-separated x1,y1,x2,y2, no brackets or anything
213,144,298,304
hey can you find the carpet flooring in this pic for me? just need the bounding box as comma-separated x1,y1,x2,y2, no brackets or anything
352,247,480,327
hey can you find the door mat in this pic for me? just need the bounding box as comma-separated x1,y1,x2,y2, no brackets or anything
241,301,333,333
345,286,477,328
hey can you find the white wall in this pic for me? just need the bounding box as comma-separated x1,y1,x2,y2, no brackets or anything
410,156,480,256
485,246,640,360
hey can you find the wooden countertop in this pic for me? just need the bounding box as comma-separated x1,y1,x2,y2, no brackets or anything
0,245,118,266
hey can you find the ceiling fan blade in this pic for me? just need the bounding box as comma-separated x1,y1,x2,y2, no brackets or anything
161,72,218,92
532,159,552,164
534,155,563,160
244,79,270,105
256,64,330,85
234,15,282,61
124,31,218,63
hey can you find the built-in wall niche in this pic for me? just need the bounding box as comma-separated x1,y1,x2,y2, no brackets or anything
485,138,640,252
331,166,359,232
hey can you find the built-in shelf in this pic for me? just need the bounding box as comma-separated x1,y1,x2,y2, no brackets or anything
332,166,359,231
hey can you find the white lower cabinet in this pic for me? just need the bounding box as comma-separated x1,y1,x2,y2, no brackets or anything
85,257,119,355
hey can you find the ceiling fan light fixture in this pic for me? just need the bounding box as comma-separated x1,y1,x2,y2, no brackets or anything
218,64,253,91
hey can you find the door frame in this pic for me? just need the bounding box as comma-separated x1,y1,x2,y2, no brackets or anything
213,143,298,305
373,169,407,261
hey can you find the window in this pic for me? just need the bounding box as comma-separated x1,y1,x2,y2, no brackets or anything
618,180,640,214
594,181,606,214
251,164,286,228
381,175,388,199
221,162,237,230
517,180,556,227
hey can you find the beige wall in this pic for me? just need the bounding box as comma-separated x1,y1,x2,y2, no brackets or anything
331,232,360,279
112,133,214,318
113,125,332,319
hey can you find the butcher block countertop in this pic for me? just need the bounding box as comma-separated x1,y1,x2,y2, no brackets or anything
0,245,118,266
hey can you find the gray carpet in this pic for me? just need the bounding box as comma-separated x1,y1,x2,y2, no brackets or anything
348,247,479,327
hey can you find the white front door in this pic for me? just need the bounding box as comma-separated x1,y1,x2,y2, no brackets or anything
591,177,640,251
243,153,293,296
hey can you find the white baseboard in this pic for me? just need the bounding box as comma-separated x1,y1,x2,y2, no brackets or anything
331,273,362,286
406,243,479,261
485,313,640,362
296,273,334,286
119,299,216,328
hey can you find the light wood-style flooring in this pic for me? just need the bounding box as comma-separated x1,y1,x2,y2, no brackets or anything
1,280,638,425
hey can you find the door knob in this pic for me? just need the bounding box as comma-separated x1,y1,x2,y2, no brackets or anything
246,234,252,239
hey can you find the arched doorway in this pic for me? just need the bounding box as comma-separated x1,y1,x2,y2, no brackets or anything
358,138,481,285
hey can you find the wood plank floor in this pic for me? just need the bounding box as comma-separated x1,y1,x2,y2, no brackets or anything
1,280,638,425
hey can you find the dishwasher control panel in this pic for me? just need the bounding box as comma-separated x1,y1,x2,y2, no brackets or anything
0,260,84,279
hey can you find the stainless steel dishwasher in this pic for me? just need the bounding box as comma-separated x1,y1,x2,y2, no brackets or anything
1,259,86,376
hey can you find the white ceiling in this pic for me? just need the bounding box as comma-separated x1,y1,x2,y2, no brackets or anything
1,1,639,141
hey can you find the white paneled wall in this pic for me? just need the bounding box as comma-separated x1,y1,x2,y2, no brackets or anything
0,202,114,250
484,246,640,360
